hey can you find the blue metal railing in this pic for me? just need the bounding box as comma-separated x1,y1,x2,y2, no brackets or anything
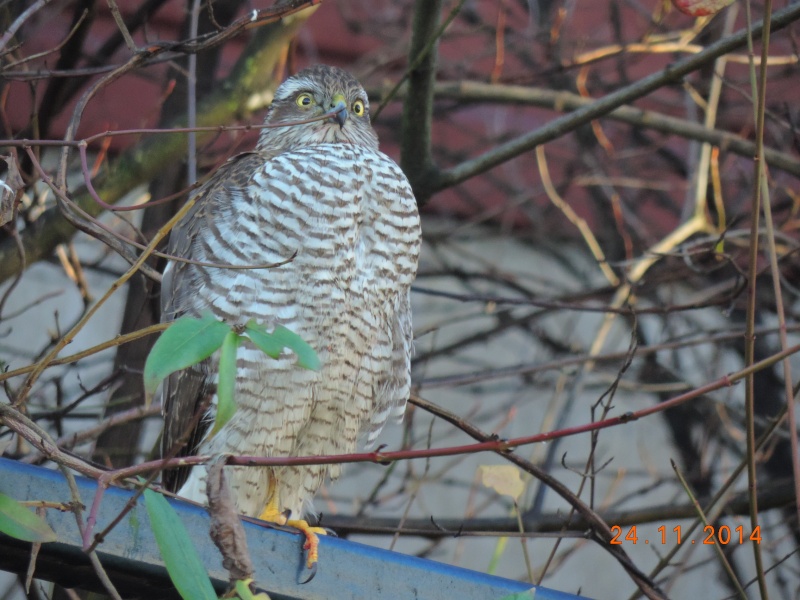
0,457,587,599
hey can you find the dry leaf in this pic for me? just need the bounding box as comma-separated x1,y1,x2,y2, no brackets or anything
207,456,254,583
479,465,525,501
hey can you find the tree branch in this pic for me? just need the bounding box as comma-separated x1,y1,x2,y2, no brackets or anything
430,80,800,178
431,3,800,192
400,0,444,204
0,2,319,285
321,477,796,537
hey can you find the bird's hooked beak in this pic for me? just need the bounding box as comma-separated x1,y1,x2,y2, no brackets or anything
329,94,348,128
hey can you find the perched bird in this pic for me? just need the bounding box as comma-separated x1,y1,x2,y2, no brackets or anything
159,65,421,569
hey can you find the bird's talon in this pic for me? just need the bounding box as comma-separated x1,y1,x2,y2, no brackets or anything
283,518,325,580
300,532,319,584
299,561,317,584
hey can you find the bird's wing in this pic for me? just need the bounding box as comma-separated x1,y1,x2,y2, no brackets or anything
160,151,265,493
359,155,420,448
363,290,414,447
161,151,266,320
160,363,213,492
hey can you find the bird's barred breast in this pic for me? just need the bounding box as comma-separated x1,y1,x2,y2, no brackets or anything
176,143,420,516
193,144,419,327
187,142,419,434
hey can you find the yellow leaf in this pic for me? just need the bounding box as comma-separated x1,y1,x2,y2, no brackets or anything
478,465,525,501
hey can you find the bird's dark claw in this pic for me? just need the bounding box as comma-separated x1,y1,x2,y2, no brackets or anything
299,560,317,584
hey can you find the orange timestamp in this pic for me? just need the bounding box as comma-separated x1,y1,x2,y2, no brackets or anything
610,525,761,545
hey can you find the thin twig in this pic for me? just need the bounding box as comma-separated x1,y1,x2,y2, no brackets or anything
22,403,162,461
14,168,208,405
535,145,619,287
672,460,747,600
745,0,800,532
58,462,123,600
0,323,168,383
630,401,790,600
0,403,106,479
742,1,773,597
105,0,137,52
45,341,798,487
32,146,295,274
408,395,664,600
0,0,51,53
1,8,90,69
432,3,800,192
411,80,800,176
320,477,795,536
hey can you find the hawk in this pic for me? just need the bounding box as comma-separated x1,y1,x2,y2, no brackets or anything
160,65,421,567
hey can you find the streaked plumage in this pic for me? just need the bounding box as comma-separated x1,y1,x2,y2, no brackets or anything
160,65,421,520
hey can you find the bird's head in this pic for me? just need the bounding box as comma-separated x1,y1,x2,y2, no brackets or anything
257,65,379,153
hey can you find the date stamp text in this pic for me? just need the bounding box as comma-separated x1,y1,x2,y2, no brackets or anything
610,525,761,545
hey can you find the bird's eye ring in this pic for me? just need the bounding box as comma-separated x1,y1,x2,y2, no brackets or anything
352,99,365,116
296,93,314,108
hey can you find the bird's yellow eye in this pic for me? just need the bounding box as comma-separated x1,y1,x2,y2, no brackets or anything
296,93,314,108
352,99,365,116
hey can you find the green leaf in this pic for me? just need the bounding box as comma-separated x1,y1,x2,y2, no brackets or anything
144,488,217,600
244,321,320,371
496,590,536,600
234,579,271,600
210,330,242,437
0,493,57,543
143,313,230,399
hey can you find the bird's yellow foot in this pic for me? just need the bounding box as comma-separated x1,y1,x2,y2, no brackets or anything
287,517,327,573
258,505,327,579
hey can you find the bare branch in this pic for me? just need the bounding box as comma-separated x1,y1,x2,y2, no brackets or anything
0,2,319,284
400,0,446,203
430,81,800,178
0,0,52,53
432,3,800,192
